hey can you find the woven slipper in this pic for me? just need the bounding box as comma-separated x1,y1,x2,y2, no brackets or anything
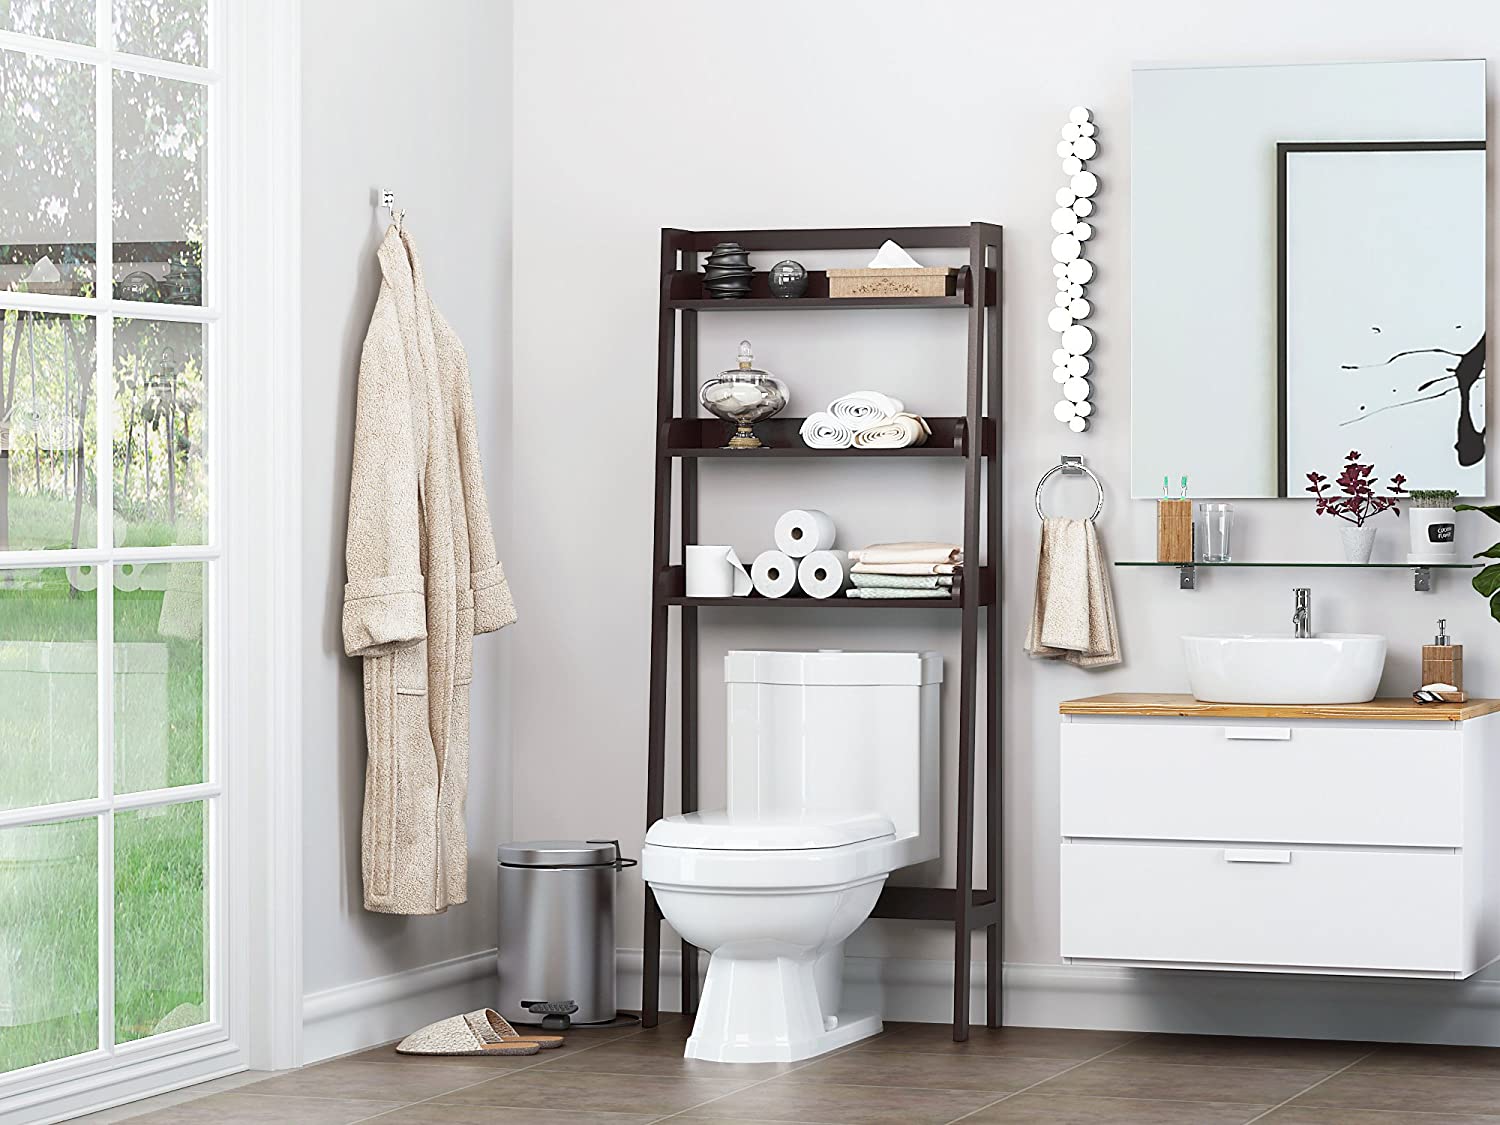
483,1008,566,1049
396,1009,542,1056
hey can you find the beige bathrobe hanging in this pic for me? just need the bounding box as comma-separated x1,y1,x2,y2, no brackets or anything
343,225,516,915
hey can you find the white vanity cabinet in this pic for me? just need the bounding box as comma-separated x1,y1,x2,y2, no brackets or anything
1059,694,1500,979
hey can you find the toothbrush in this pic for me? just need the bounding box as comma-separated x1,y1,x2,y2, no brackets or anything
1162,475,1169,499
1179,474,1188,499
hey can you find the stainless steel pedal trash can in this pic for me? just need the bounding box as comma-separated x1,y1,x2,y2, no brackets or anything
496,839,635,1026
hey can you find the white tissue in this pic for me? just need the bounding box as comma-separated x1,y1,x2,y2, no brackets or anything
828,391,904,432
775,509,837,558
798,550,850,599
685,544,752,598
751,550,799,598
800,412,854,449
867,240,924,269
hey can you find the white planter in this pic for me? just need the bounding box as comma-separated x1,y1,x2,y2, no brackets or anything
1342,525,1377,563
1409,506,1459,563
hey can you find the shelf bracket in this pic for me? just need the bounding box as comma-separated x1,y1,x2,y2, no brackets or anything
1178,564,1196,590
1414,567,1433,593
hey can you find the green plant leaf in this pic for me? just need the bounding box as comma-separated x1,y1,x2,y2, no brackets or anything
1489,591,1500,625
1456,503,1500,522
1474,564,1500,598
1475,544,1500,560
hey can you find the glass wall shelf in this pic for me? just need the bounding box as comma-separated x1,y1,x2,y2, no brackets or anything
1113,560,1481,591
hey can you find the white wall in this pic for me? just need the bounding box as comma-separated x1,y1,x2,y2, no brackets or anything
299,0,513,1056
511,0,1500,1031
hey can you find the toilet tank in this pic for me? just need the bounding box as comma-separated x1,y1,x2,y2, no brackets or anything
724,650,942,863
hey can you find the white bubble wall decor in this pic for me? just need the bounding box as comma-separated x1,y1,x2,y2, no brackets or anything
1050,106,1098,431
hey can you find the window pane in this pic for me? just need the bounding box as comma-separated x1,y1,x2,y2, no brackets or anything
0,311,98,551
115,800,206,1044
113,0,206,68
112,319,205,545
0,817,99,1074
115,561,205,793
2,0,94,47
112,70,205,307
0,567,98,812
1,49,97,298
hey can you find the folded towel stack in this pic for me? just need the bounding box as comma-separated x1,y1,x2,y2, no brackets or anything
800,390,929,450
844,542,961,599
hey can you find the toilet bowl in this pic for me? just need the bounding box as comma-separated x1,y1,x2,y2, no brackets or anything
643,812,899,1061
643,650,942,1063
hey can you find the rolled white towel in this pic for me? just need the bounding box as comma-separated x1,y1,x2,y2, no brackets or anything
851,413,931,449
800,412,854,449
827,391,905,432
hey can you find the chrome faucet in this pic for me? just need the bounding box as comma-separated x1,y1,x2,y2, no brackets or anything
1292,588,1312,639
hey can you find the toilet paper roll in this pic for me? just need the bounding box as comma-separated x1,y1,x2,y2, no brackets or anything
685,545,752,598
773,509,837,558
797,550,850,599
751,550,799,598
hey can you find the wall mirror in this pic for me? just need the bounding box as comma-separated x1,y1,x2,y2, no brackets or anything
1131,59,1487,498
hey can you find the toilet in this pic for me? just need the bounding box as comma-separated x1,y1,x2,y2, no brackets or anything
643,649,941,1063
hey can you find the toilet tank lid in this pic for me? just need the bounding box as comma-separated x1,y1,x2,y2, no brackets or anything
646,811,895,851
724,650,943,686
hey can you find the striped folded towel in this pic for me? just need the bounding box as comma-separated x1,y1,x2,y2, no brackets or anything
849,573,953,589
848,542,961,565
846,586,953,600
850,561,960,576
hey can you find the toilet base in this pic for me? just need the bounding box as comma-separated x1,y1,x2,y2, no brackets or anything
686,1011,882,1063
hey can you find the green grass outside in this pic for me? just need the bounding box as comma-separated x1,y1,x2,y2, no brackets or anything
0,559,207,1075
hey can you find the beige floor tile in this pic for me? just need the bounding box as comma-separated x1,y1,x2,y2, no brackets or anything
1352,1043,1500,1078
108,1092,405,1123
679,1078,1002,1124
1259,1108,1500,1125
779,1050,1074,1093
67,1072,281,1123
1289,1070,1500,1115
1030,1057,1324,1104
963,1092,1273,1124
236,1057,491,1102
543,1037,796,1079
359,1104,662,1124
1113,1033,1371,1070
429,1068,754,1115
850,1023,1136,1059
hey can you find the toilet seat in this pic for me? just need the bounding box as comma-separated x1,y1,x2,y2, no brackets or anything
644,810,898,889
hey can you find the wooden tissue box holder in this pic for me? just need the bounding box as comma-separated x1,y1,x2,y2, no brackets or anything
1157,499,1193,563
826,267,957,299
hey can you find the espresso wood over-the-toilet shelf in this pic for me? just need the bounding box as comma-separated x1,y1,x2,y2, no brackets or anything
643,224,1004,1042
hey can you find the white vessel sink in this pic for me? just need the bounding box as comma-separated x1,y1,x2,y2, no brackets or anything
1182,634,1387,705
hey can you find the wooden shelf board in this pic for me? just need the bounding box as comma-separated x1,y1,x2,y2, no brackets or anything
1059,692,1500,722
666,266,996,310
663,594,963,609
664,416,981,458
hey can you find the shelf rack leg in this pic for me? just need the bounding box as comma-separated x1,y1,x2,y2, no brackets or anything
679,309,701,1017
983,226,1004,1029
642,229,686,1029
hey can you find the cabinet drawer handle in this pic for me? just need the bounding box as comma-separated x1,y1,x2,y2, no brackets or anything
1224,727,1292,741
1224,849,1292,864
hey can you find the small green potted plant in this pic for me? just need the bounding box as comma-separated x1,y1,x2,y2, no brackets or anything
1305,451,1406,563
1456,502,1500,621
1407,489,1459,564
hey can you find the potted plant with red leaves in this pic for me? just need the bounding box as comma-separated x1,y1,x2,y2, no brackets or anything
1305,451,1407,563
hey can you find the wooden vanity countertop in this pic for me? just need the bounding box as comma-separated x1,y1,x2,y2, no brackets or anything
1059,693,1500,722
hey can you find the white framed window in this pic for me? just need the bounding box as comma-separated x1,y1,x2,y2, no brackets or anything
0,2,300,1117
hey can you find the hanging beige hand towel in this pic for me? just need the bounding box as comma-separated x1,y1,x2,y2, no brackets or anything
1025,517,1120,668
343,225,516,916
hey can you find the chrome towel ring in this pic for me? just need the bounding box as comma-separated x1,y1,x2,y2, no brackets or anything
1035,455,1104,521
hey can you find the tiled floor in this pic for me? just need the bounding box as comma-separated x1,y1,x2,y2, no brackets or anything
72,1017,1500,1124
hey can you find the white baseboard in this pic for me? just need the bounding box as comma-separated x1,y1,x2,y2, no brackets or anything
301,948,498,1064
618,949,1500,1047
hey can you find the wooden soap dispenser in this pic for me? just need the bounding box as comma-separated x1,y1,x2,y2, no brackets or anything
1421,619,1465,702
